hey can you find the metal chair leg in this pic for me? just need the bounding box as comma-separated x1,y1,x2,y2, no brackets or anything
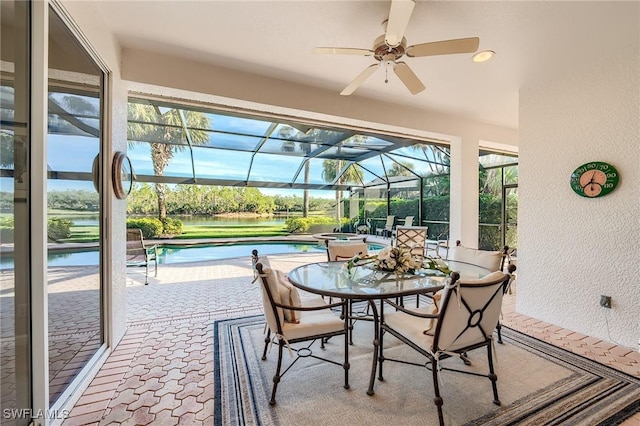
269,341,284,405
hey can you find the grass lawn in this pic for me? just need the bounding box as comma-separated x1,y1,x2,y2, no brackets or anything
173,224,288,239
66,226,100,243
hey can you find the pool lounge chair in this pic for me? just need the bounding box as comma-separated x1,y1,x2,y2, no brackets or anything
126,228,158,285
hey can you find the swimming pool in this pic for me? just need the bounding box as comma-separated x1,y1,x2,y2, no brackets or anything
0,241,384,269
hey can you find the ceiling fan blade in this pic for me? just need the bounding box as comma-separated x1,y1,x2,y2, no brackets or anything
406,37,480,57
313,47,374,56
340,64,379,96
385,0,416,47
394,62,425,95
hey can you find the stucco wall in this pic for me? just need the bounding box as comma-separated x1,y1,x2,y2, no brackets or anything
518,33,640,348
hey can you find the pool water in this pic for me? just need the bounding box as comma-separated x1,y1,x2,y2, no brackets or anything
0,241,384,269
158,242,328,264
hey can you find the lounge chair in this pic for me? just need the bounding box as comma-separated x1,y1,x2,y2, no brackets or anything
126,228,158,285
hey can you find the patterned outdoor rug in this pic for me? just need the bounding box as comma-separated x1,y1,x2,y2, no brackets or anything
214,315,640,426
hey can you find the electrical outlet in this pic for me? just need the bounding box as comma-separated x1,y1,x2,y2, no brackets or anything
599,295,611,309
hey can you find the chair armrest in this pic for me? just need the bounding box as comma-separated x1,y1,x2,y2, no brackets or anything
143,245,158,262
273,300,346,312
383,298,439,319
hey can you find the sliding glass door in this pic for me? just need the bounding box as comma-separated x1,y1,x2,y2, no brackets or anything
47,6,105,405
1,3,107,421
1,1,32,424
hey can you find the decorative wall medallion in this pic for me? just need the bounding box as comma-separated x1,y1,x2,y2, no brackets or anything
112,152,133,199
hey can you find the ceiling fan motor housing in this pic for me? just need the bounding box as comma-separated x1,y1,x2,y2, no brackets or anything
373,34,406,62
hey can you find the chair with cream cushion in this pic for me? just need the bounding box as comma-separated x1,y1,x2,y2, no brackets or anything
447,242,512,345
326,241,369,343
251,250,349,405
375,215,395,238
448,241,508,271
391,216,415,242
394,225,428,259
326,240,368,262
378,270,513,426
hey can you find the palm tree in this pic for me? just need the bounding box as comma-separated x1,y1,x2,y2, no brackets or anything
406,143,451,197
128,103,210,221
321,159,364,222
386,160,415,177
279,125,314,217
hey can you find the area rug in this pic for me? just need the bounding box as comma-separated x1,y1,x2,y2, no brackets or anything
213,315,640,426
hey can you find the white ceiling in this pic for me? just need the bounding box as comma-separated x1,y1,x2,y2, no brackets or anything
93,1,637,130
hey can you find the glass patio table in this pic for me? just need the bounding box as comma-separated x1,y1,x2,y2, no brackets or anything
287,260,492,395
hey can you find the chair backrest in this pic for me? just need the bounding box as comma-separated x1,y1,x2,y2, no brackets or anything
432,271,509,353
394,226,428,258
251,250,285,334
384,215,395,230
327,241,368,261
402,216,414,226
126,229,146,261
448,242,506,271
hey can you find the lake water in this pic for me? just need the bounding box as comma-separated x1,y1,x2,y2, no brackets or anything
59,214,290,227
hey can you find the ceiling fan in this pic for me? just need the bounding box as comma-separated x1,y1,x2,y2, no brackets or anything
313,0,480,96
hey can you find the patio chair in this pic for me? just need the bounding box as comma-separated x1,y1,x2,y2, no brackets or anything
504,248,517,293
391,216,414,242
375,215,395,238
448,241,509,271
394,225,428,259
379,270,513,426
394,225,429,307
251,250,350,405
326,241,369,343
426,228,450,258
326,240,368,262
449,241,513,344
126,228,158,285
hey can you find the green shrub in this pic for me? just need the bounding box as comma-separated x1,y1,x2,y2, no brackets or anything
0,216,14,229
285,216,338,233
127,217,163,239
162,217,183,235
47,217,72,242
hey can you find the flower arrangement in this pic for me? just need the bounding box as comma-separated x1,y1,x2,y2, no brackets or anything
346,246,452,275
347,246,422,275
423,256,452,275
375,246,423,274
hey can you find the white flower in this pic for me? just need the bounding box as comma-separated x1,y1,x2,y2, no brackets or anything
377,246,392,260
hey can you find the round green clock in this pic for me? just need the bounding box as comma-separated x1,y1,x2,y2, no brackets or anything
570,161,619,198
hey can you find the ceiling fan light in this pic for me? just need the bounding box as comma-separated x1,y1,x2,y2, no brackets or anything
472,50,495,63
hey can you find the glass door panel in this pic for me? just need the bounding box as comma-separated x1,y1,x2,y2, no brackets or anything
47,7,104,405
0,1,32,423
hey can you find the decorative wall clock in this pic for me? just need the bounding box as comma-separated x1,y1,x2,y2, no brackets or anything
112,152,134,200
570,162,619,198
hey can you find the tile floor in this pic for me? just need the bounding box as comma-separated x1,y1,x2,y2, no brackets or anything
61,251,640,425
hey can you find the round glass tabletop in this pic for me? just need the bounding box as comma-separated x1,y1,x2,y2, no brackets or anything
287,260,490,300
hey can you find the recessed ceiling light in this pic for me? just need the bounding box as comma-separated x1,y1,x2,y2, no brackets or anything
472,50,495,63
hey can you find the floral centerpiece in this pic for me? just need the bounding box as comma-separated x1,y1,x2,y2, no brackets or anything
346,246,451,275
423,256,452,275
345,246,418,275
